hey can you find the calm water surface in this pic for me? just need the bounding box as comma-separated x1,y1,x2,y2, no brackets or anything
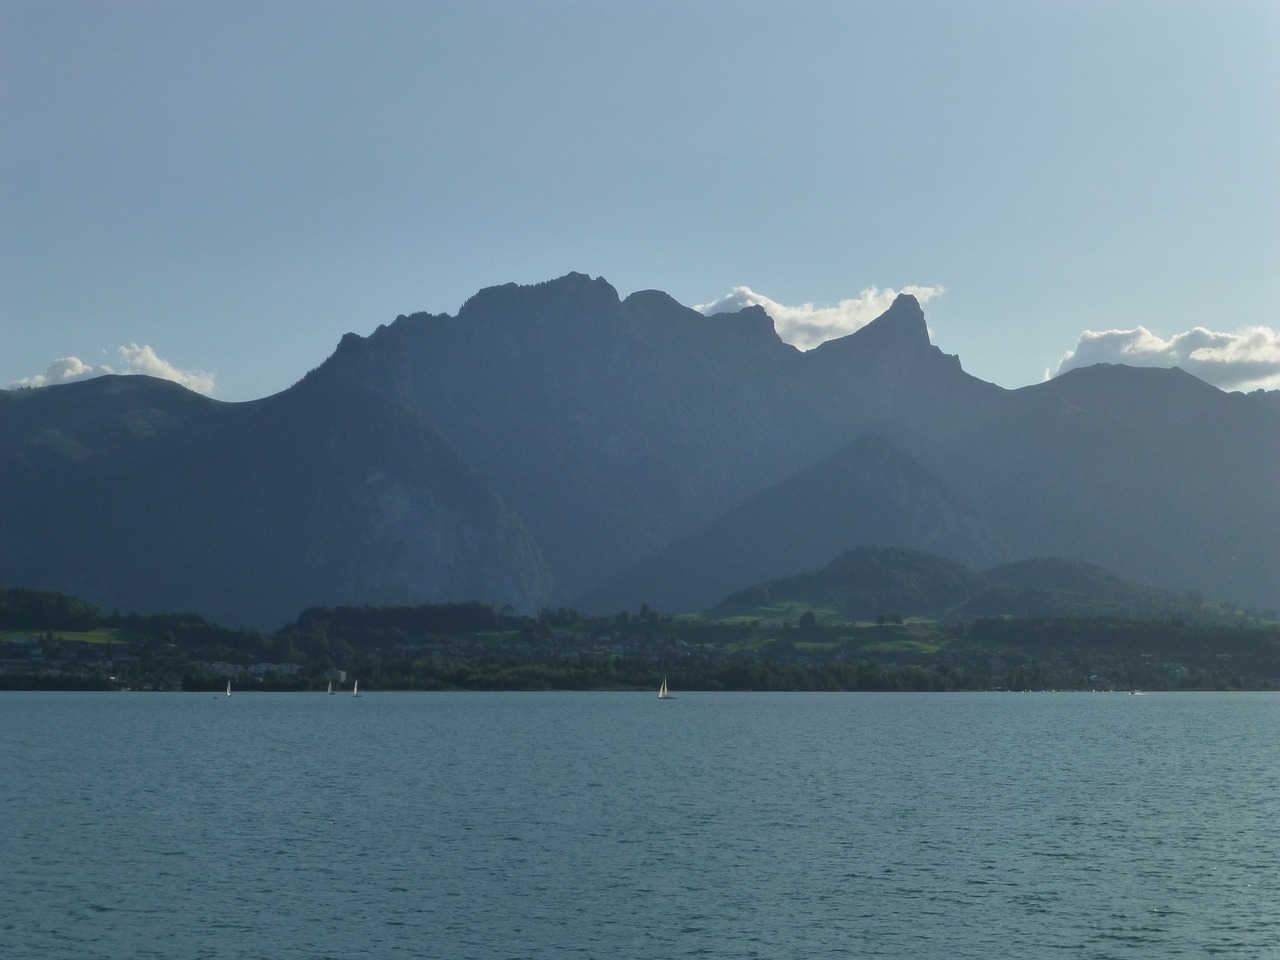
3,691,1279,959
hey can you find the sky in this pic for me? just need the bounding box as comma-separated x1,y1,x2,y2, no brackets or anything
4,0,1279,401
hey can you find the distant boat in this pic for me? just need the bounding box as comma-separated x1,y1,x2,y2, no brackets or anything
658,677,674,700
226,680,232,698
353,680,361,698
327,681,334,695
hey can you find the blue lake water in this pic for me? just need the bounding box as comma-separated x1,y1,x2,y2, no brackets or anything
3,691,1279,959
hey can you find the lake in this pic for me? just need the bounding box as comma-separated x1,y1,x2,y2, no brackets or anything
3,691,1278,958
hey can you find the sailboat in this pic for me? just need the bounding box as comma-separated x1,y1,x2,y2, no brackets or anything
226,680,232,697
327,681,334,695
353,680,361,698
658,677,674,700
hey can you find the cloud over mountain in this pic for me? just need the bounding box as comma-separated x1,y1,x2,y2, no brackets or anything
695,285,945,350
1055,325,1280,391
10,344,217,395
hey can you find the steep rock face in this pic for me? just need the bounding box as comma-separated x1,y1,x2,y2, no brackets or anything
323,273,835,597
324,276,994,600
220,371,555,624
0,374,553,627
815,292,931,356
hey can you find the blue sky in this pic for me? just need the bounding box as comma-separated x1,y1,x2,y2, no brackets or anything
4,0,1278,400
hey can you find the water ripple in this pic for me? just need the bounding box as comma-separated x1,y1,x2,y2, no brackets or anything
3,691,1280,958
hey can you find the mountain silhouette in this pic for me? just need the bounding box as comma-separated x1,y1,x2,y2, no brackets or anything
2,272,1276,625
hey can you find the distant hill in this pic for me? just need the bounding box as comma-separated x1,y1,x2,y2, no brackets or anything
711,546,987,621
3,272,1277,626
709,547,1197,622
965,558,1188,619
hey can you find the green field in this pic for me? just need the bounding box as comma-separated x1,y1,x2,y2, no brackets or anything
2,628,121,644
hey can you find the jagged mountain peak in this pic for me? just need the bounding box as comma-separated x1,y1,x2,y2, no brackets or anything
849,292,930,348
621,288,689,314
807,292,933,363
458,271,621,322
5,273,1277,626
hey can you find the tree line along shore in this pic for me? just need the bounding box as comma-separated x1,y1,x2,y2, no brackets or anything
2,590,1278,693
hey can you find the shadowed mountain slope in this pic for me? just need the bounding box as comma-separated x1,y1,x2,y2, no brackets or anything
964,557,1189,619
3,273,1277,625
319,276,1001,600
582,433,1012,615
0,374,552,627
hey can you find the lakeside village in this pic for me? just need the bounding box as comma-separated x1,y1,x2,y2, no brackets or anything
3,598,1279,693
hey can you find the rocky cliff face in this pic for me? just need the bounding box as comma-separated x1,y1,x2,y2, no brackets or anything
0,373,553,627
321,273,831,597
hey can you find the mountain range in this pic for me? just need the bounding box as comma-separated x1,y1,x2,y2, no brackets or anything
3,272,1277,626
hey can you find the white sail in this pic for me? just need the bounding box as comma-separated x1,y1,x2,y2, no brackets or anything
327,681,333,695
226,680,232,697
658,678,668,699
353,680,360,697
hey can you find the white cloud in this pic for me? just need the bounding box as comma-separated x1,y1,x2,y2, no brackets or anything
116,344,217,394
19,355,117,386
1055,325,1280,391
10,344,217,395
695,285,946,350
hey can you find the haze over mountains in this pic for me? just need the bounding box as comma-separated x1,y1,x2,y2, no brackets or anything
3,273,1277,627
